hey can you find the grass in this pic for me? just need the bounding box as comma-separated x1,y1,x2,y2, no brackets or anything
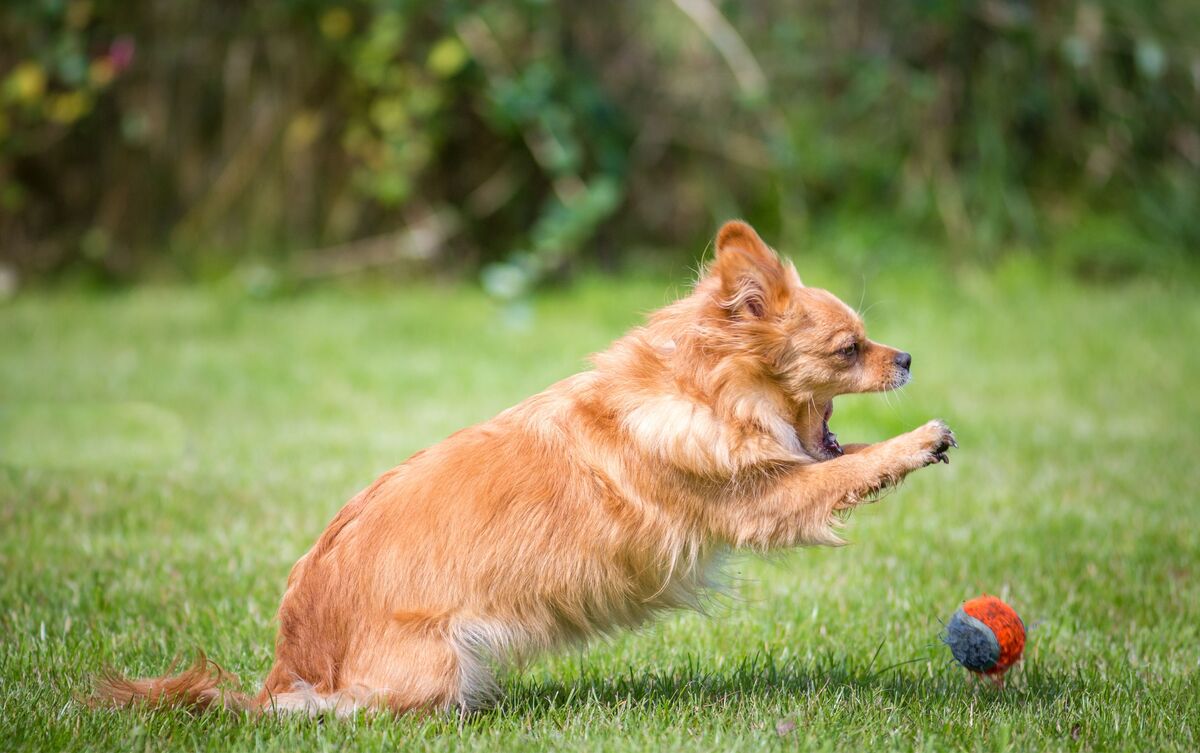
2,260,1199,751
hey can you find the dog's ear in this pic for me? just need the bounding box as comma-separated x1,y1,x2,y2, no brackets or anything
713,220,788,319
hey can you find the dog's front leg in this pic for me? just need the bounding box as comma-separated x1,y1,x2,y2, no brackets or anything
717,420,955,550
838,443,872,454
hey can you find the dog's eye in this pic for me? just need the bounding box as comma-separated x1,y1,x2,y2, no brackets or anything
838,343,857,358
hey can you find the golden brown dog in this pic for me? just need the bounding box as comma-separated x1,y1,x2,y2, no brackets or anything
94,220,955,715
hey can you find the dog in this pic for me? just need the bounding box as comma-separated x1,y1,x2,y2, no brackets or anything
93,220,955,715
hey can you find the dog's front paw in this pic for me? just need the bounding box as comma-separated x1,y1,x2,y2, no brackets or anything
905,419,957,467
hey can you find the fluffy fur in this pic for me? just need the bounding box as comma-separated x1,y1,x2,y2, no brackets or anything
91,220,955,716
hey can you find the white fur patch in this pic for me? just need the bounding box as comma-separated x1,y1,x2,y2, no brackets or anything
449,619,517,711
261,681,383,717
622,394,732,474
622,391,799,474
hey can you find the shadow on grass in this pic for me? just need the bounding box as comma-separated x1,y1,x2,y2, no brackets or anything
487,651,1080,718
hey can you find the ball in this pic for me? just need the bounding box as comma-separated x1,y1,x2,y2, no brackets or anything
943,595,1025,677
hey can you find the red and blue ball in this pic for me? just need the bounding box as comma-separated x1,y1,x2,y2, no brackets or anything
944,595,1025,678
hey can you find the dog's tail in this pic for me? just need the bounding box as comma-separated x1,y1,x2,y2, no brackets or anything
89,651,256,713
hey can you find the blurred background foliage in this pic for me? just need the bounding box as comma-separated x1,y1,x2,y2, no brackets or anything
1,0,1198,290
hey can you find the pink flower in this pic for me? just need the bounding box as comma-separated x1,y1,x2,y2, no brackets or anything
108,36,135,73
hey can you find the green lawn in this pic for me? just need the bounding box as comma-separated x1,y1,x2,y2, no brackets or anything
2,262,1198,751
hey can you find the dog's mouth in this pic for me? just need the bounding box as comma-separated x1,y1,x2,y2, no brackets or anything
820,401,843,458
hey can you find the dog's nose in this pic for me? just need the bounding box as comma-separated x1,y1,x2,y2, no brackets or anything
895,351,912,371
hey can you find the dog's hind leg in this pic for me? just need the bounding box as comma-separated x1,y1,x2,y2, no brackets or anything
334,611,498,715
261,612,503,716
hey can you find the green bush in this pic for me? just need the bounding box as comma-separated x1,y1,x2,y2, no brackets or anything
1,0,1197,284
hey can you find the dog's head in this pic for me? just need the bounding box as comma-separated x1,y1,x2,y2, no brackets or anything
707,220,911,460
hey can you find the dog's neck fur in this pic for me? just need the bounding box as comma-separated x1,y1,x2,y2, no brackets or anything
590,282,810,476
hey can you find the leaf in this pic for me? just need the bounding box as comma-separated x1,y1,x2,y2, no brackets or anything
427,37,469,78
